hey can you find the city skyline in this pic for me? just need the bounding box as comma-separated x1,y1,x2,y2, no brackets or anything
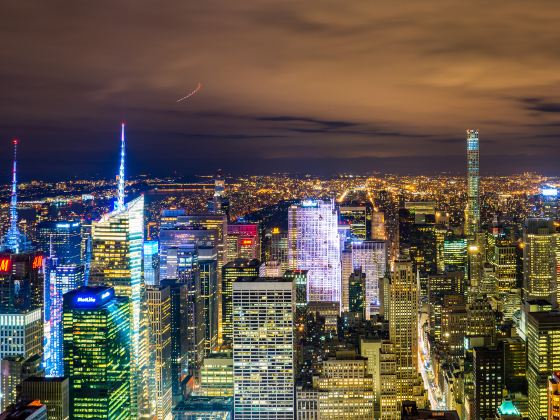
2,2,560,179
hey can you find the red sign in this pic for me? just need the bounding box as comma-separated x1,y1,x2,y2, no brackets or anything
32,255,43,270
0,258,11,273
240,238,253,246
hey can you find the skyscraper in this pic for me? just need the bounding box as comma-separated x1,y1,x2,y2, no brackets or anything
20,377,70,420
146,285,173,420
526,311,560,419
232,277,294,419
89,124,147,417
225,223,260,262
351,240,387,318
473,346,504,419
288,199,341,304
37,220,84,378
523,218,557,306
465,129,480,236
389,259,419,406
63,286,131,419
221,259,259,346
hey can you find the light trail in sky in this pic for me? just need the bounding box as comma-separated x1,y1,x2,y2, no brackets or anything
176,82,202,102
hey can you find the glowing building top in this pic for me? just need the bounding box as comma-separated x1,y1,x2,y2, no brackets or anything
116,122,126,212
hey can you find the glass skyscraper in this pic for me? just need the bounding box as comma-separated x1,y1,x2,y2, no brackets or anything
465,129,480,236
89,195,146,417
288,199,341,304
37,220,84,378
63,286,131,419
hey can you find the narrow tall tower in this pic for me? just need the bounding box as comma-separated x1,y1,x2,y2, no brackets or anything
2,139,28,253
116,122,126,211
465,129,480,236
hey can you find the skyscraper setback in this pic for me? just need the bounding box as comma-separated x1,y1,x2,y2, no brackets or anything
465,129,480,237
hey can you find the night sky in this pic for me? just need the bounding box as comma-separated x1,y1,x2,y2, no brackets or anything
1,1,560,180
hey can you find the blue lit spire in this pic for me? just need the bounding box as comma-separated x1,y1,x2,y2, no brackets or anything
2,139,30,253
116,122,126,211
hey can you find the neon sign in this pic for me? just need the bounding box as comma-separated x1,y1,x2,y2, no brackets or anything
32,255,43,270
240,239,253,246
77,297,96,303
0,258,11,273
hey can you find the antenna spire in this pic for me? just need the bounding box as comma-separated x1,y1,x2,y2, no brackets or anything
116,122,126,210
3,139,26,253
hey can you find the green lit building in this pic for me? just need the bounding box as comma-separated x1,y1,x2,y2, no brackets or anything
63,286,131,420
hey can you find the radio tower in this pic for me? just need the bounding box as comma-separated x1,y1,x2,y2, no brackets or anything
116,122,126,211
3,139,28,253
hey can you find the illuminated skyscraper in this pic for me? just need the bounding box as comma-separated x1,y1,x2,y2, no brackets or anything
37,220,84,378
143,240,159,286
539,185,558,220
351,240,387,318
389,259,419,406
339,205,369,240
288,199,341,304
305,355,375,419
159,279,188,405
43,264,84,377
63,286,131,419
465,129,480,236
523,218,557,307
90,137,146,417
526,311,560,419
146,285,173,420
0,309,43,411
232,277,294,419
221,259,259,346
549,371,560,420
473,346,504,419
226,223,260,262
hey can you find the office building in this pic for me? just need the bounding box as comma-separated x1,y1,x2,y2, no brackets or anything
523,218,557,306
351,240,386,318
311,355,375,419
143,240,159,286
389,259,418,405
288,199,341,304
0,400,47,420
339,205,369,240
348,269,366,315
43,264,84,377
198,353,234,397
89,194,146,418
63,286,131,419
526,311,560,419
173,396,232,420
225,223,260,262
221,259,259,346
232,278,294,419
1,355,43,412
0,253,44,312
549,371,560,420
473,346,503,419
146,285,173,420
20,377,69,420
263,227,288,271
465,129,480,236
160,279,189,405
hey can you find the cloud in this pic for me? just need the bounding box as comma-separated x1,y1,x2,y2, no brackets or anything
0,0,560,178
